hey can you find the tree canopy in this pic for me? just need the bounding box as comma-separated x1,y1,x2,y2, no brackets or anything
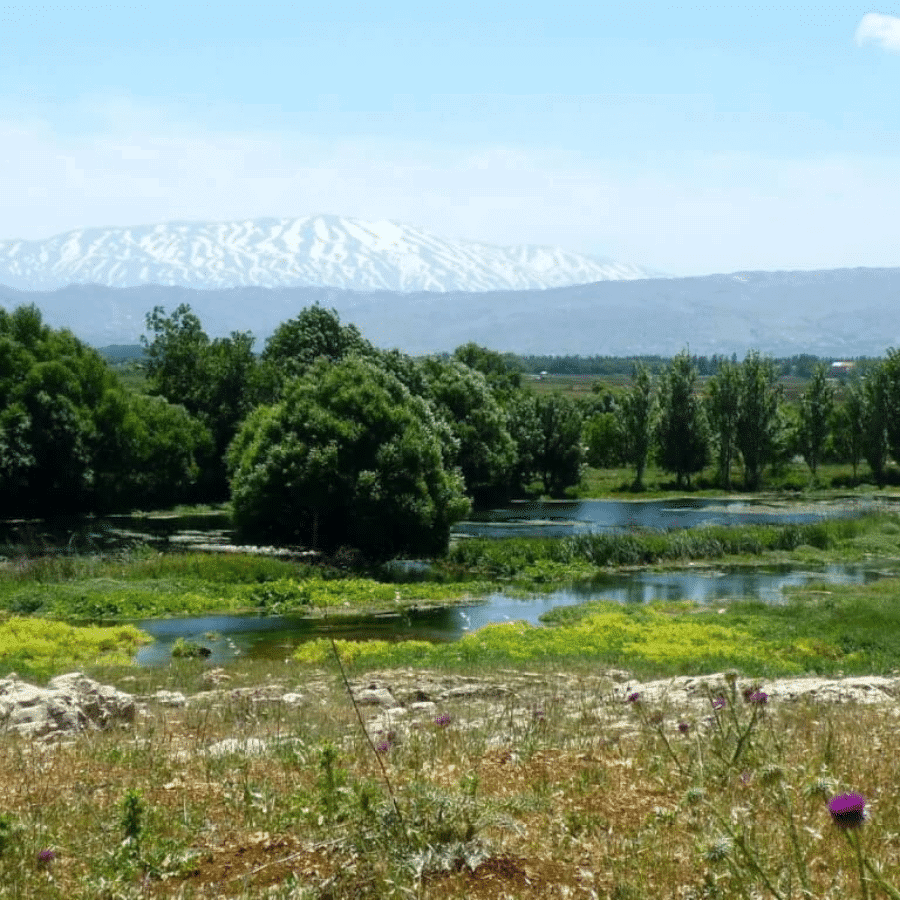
0,304,208,514
227,356,470,558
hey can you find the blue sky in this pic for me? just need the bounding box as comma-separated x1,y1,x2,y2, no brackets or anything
1,2,899,275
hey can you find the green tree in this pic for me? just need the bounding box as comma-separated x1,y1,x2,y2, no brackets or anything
882,348,900,470
735,352,782,491
830,386,865,480
583,411,623,468
93,392,211,510
655,351,710,488
261,305,370,387
227,356,470,558
619,364,656,490
142,305,260,496
797,365,834,477
0,304,209,515
706,359,741,490
452,342,522,398
141,305,208,410
504,390,543,492
532,393,585,496
420,358,518,503
861,363,891,486
0,307,111,513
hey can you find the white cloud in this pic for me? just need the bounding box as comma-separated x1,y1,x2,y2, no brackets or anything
855,12,900,51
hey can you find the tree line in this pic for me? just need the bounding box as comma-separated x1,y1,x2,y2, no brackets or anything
3,300,900,558
587,350,900,491
513,352,872,378
0,304,586,556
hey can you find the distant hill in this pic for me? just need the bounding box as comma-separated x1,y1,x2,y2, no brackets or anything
2,266,899,358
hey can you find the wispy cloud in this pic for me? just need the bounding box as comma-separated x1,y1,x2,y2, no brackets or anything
855,12,900,51
3,95,900,275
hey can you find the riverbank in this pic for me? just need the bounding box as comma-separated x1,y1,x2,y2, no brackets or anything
1,663,897,899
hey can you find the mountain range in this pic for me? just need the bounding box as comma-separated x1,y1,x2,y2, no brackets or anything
0,216,898,358
0,215,654,293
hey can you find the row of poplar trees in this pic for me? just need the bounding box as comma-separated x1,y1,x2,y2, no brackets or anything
605,349,900,491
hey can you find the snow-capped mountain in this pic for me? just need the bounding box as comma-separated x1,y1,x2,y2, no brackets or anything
0,215,657,292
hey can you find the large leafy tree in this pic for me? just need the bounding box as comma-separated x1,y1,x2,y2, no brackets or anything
656,351,710,488
452,343,522,398
0,306,110,513
227,356,470,558
0,304,208,514
534,393,585,496
882,348,900,470
861,362,891,485
261,305,370,388
830,385,865,480
142,304,259,495
583,411,623,468
419,358,518,503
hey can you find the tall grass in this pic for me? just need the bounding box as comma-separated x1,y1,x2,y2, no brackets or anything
444,513,898,580
0,663,896,898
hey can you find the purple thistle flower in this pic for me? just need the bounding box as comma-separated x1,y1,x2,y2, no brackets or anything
829,793,867,829
711,696,727,710
626,692,641,703
434,713,452,728
37,849,56,867
376,740,391,753
678,721,690,734
747,691,768,706
532,708,545,721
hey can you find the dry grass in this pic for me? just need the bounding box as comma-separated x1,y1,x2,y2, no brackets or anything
0,662,898,899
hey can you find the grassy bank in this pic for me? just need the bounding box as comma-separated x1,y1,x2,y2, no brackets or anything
0,617,149,680
0,662,897,898
442,511,900,585
574,461,900,498
0,550,490,621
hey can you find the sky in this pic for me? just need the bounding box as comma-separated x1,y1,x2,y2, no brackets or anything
1,2,899,277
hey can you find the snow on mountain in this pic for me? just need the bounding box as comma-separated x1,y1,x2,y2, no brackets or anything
0,215,657,292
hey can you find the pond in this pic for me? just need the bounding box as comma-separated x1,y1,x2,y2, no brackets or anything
453,497,884,539
133,561,892,667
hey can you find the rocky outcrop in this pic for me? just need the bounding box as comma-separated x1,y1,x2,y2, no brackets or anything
3,667,899,747
0,672,135,738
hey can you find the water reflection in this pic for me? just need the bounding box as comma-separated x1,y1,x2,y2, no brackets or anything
454,497,880,539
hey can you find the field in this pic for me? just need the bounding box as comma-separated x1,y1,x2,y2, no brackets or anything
3,503,900,896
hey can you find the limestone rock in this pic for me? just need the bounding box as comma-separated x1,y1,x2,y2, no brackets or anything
0,672,135,738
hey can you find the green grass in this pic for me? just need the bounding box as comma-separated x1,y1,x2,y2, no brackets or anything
0,550,490,622
574,460,899,499
441,513,900,586
0,616,150,680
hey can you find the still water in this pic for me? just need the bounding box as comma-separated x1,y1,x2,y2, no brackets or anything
134,562,890,667
453,497,882,539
